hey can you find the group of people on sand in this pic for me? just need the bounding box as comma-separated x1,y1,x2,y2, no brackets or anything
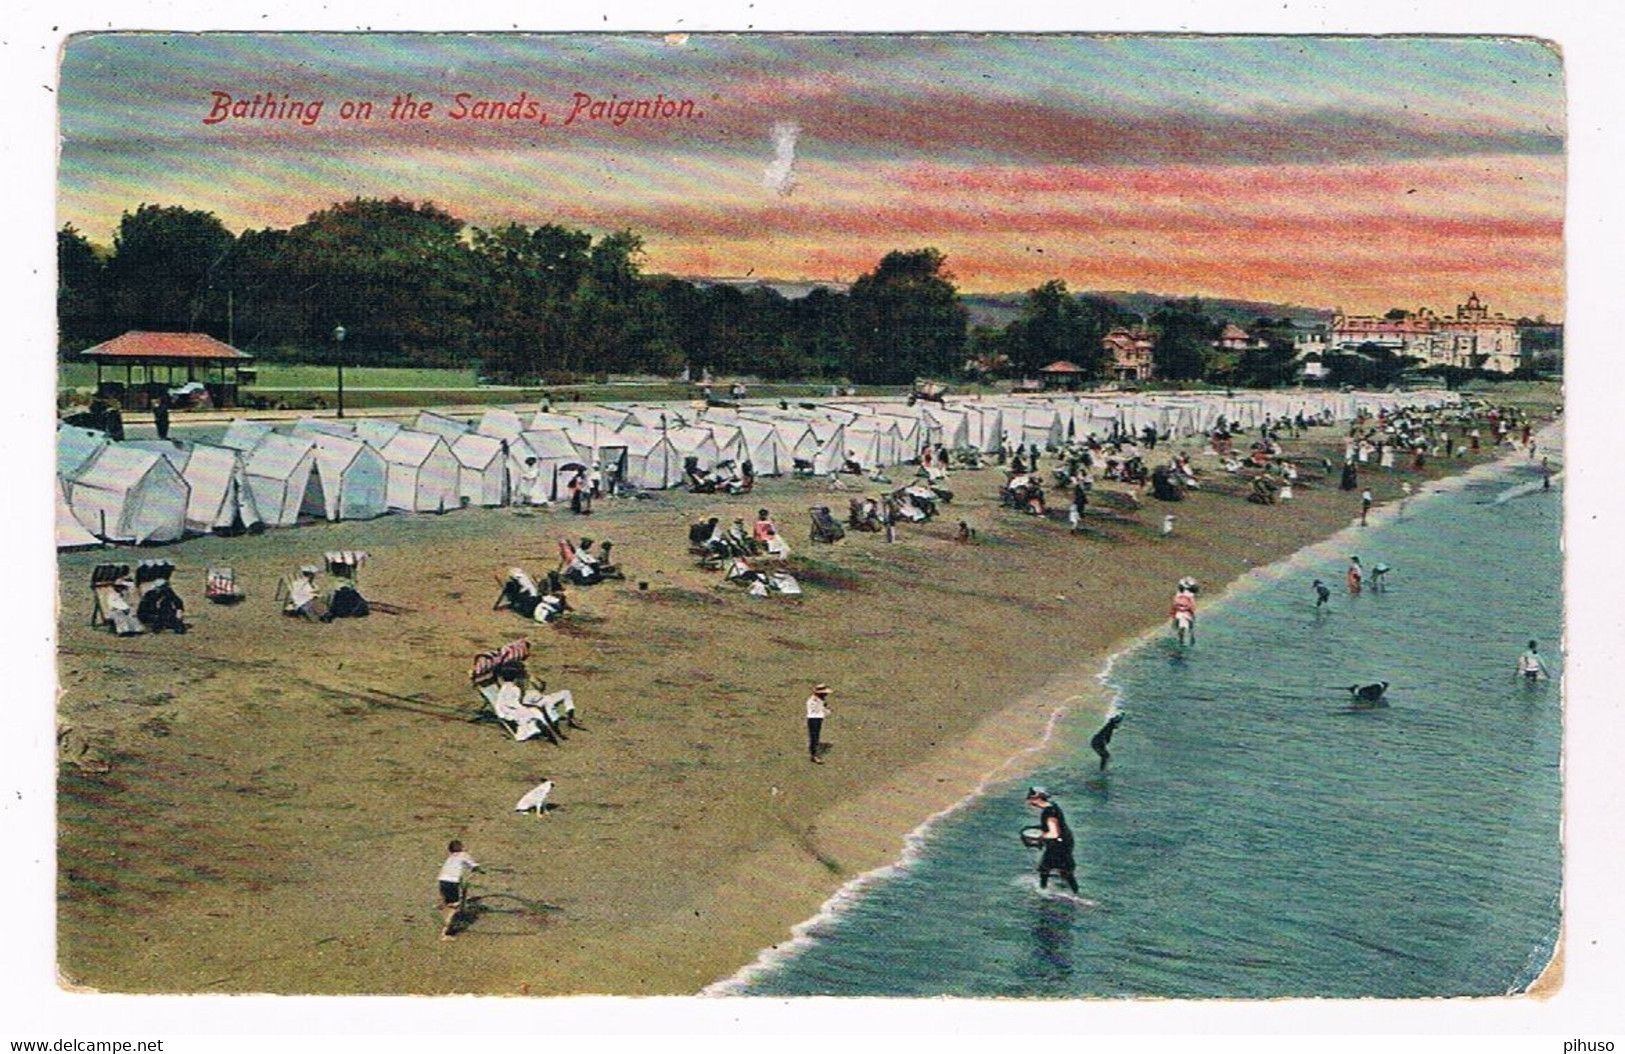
691,509,791,562
91,561,188,636
686,457,755,495
282,559,373,622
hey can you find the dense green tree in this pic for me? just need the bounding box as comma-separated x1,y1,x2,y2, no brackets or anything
1002,279,1113,380
784,286,853,379
280,198,479,367
565,231,680,376
103,204,236,333
1149,299,1216,382
1323,343,1420,387
847,249,967,384
470,222,591,381
1232,339,1301,387
58,224,110,351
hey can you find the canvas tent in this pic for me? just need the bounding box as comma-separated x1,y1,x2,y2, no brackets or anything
451,432,509,507
379,429,461,512
67,443,190,544
355,419,404,449
122,440,263,534
291,417,357,440
660,426,723,472
617,428,685,490
704,424,753,470
308,433,389,521
841,419,903,468
728,418,793,476
57,424,111,479
923,407,972,451
242,433,322,527
220,418,275,453
56,479,101,549
413,410,472,441
477,408,526,443
511,429,585,503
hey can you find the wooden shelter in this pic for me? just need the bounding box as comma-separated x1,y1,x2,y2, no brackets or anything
1037,360,1087,391
79,331,254,409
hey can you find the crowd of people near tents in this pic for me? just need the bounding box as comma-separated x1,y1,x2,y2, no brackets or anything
57,388,1465,550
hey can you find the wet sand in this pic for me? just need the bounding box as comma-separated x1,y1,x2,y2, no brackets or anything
55,410,1544,995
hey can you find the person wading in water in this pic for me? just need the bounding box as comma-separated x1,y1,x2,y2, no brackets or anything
1025,787,1079,894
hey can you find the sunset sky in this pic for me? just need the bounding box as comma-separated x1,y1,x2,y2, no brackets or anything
57,33,1565,318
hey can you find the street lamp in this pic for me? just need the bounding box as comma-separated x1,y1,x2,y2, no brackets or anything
333,325,347,418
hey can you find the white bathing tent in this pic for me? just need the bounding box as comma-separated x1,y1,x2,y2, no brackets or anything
729,418,794,475
1001,404,1066,449
290,417,356,440
57,424,111,479
67,444,190,544
308,433,389,521
477,408,526,443
663,426,723,472
413,410,472,441
56,480,100,549
451,432,509,507
704,424,753,469
123,440,263,534
355,419,404,449
528,410,590,432
572,405,637,432
922,407,972,451
220,418,275,453
242,433,323,527
957,403,1005,453
617,427,685,490
804,418,850,475
623,404,689,430
379,429,461,512
841,419,903,468
512,428,585,503
748,416,824,473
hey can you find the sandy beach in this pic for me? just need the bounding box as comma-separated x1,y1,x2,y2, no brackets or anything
54,394,1557,995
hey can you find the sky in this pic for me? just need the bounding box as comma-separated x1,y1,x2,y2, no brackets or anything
56,33,1566,318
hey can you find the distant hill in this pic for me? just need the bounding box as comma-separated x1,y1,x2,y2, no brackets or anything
669,275,1336,329
670,275,852,299
963,290,1334,330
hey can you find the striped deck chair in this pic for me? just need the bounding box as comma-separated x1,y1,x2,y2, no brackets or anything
205,567,244,604
470,640,559,743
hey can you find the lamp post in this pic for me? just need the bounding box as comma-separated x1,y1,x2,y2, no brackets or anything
333,325,347,418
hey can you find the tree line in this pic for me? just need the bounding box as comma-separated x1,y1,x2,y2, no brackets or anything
57,196,1418,388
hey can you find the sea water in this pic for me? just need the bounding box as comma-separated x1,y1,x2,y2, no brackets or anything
729,445,1563,998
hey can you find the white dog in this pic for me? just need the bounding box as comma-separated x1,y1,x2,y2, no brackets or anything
513,779,555,816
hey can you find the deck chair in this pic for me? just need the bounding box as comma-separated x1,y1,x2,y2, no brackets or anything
471,640,562,744
89,564,144,635
809,504,846,543
89,564,130,626
475,680,562,744
325,550,368,581
133,560,177,599
205,567,244,604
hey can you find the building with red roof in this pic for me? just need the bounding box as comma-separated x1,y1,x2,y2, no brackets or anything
78,331,254,408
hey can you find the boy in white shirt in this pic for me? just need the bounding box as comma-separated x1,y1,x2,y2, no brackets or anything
437,840,479,940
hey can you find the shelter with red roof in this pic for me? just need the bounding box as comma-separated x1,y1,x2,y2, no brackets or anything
1036,360,1087,391
78,331,254,409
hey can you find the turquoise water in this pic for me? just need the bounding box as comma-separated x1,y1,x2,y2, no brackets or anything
730,447,1563,998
